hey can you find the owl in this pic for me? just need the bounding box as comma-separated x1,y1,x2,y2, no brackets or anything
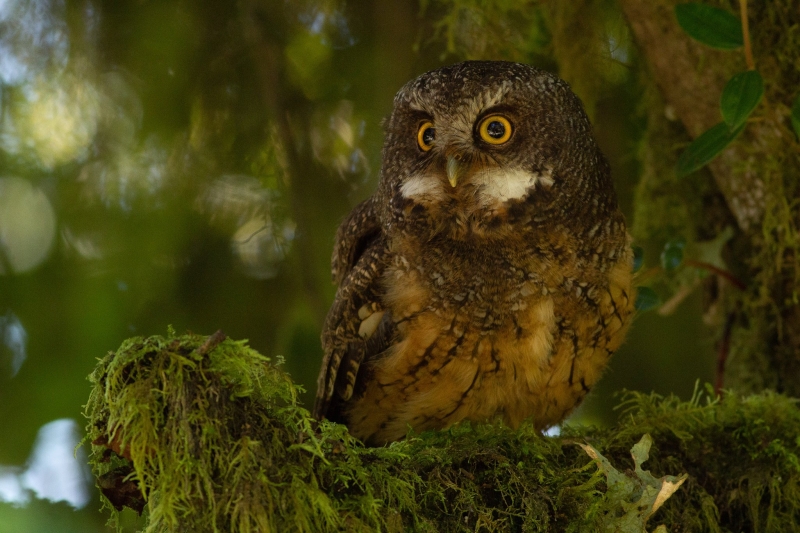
313,61,634,446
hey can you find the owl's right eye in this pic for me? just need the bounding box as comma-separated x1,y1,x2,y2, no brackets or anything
417,121,435,151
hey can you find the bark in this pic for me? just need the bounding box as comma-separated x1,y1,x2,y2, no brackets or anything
618,0,800,395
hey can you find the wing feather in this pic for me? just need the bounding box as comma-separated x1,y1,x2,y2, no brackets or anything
331,197,381,284
313,196,391,420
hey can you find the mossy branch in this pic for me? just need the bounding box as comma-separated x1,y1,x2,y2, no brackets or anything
84,331,800,532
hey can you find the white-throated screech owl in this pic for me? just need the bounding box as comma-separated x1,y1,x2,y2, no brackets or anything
313,60,634,446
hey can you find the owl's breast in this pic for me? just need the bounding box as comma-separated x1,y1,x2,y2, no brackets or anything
343,235,634,445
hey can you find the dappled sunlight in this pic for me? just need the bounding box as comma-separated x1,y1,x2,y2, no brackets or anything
93,71,144,153
0,419,91,509
77,136,169,211
0,0,69,87
60,226,104,260
232,216,296,279
198,174,274,228
285,0,354,99
296,0,354,46
0,0,103,169
199,174,297,279
0,311,27,377
0,177,56,274
0,466,26,506
310,99,370,179
11,71,100,168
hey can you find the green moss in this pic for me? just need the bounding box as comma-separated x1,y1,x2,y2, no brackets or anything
727,0,800,394
631,68,708,248
597,385,800,531
85,331,800,532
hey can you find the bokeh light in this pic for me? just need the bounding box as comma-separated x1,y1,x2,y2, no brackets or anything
0,419,91,509
0,177,56,274
12,71,100,168
0,311,27,377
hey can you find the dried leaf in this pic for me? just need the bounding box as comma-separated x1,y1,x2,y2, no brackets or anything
580,434,688,532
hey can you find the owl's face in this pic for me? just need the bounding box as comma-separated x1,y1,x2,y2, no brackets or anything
379,61,610,241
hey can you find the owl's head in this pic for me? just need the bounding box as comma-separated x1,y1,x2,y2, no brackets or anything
378,61,616,241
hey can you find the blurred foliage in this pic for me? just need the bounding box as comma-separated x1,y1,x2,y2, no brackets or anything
85,331,800,532
0,0,723,529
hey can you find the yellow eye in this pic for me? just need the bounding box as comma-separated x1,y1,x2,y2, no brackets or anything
478,115,512,145
417,121,435,151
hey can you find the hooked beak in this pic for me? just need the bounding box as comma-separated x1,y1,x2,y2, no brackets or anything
446,156,463,188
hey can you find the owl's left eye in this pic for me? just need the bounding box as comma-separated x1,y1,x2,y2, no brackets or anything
478,115,512,145
417,121,435,151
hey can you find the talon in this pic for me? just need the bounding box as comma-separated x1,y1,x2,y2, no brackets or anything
359,310,385,339
358,304,372,320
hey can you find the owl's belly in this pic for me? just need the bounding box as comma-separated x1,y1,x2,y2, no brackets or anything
344,257,634,445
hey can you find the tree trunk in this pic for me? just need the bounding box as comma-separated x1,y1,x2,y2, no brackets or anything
618,0,800,395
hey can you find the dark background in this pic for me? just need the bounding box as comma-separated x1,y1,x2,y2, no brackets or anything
0,1,713,530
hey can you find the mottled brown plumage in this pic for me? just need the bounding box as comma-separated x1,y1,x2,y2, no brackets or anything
314,61,635,445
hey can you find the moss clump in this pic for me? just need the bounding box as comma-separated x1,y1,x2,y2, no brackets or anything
593,386,800,532
85,331,800,532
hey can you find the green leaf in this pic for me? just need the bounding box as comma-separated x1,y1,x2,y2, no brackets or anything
660,238,686,271
632,245,644,273
675,3,743,50
792,93,800,141
721,71,764,129
675,122,746,178
635,287,660,312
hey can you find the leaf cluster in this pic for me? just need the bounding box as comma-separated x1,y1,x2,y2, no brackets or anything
674,2,800,177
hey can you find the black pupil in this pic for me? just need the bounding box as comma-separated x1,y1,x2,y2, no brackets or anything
486,120,506,138
422,127,435,145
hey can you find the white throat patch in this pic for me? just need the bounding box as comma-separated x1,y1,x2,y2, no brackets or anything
400,174,446,201
400,167,553,206
473,167,554,205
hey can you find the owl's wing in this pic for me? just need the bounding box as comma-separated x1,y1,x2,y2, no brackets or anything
313,197,394,421
331,197,382,284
